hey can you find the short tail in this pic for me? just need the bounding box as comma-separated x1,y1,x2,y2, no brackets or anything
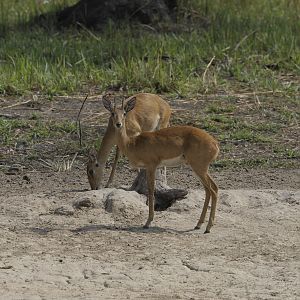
213,141,220,161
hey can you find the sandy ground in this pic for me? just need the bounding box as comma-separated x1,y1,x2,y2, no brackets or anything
0,180,299,299
1,85,299,299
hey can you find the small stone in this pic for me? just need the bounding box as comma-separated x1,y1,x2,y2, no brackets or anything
0,265,13,269
23,175,30,182
53,206,75,216
73,198,94,209
5,166,21,175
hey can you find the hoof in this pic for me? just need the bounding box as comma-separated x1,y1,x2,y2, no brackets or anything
204,229,210,234
143,224,149,229
194,226,201,230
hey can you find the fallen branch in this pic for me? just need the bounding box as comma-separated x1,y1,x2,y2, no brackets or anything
1,99,32,110
76,94,89,147
76,94,89,122
0,113,21,119
235,30,257,51
202,56,215,84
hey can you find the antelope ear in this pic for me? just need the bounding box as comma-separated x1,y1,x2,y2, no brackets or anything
88,148,97,161
124,97,136,113
102,95,113,112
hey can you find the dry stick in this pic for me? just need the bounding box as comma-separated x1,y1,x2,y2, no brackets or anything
55,95,100,100
78,119,83,147
76,94,89,147
69,152,78,168
1,99,32,110
253,92,261,107
232,91,277,96
136,24,157,32
38,158,55,170
129,1,152,20
234,30,257,51
76,94,89,122
202,56,215,84
76,22,101,42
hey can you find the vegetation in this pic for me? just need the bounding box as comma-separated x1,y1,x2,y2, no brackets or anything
0,0,299,96
0,0,299,170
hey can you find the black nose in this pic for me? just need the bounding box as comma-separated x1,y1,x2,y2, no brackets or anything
116,123,121,128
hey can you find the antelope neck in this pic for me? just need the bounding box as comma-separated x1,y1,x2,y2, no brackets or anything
115,125,130,154
96,128,116,164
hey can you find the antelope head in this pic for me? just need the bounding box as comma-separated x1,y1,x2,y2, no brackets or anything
102,95,136,130
87,148,103,190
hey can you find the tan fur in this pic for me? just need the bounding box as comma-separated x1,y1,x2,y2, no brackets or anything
87,93,171,189
104,97,219,233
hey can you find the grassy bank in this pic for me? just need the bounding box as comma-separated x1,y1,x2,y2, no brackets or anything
0,0,299,96
0,0,299,170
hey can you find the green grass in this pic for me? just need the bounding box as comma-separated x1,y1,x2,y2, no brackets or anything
205,104,236,114
214,157,298,169
0,118,77,146
227,128,273,143
0,0,299,96
0,0,299,170
272,145,300,159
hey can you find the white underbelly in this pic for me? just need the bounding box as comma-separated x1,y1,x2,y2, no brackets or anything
159,155,186,167
129,161,145,168
129,155,186,169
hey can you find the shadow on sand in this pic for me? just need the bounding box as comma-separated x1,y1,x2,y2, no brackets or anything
29,224,199,235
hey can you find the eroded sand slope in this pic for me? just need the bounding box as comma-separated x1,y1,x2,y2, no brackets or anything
0,189,299,299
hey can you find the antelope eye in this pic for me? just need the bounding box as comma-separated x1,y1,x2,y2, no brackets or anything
111,112,115,117
95,163,99,167
123,112,126,116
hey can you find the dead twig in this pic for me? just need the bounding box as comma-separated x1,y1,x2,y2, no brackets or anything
230,90,283,97
76,94,89,122
235,30,257,51
76,94,89,147
202,56,215,84
254,92,261,107
76,22,102,42
54,95,100,100
1,99,32,110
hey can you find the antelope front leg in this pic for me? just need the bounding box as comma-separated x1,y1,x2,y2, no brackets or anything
143,168,156,229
